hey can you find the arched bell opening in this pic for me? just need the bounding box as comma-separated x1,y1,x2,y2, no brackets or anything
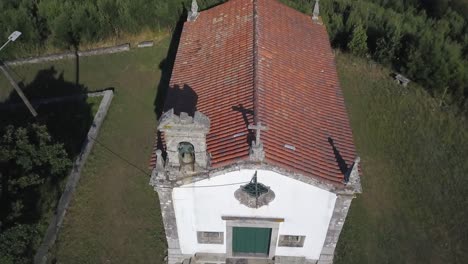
178,142,195,173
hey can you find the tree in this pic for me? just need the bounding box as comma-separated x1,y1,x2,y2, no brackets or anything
348,23,368,56
0,224,37,264
374,21,402,65
0,124,71,227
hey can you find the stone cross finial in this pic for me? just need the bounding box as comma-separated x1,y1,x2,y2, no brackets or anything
312,0,320,21
354,156,361,165
248,121,268,147
191,0,198,14
188,0,199,22
248,122,268,162
345,156,362,193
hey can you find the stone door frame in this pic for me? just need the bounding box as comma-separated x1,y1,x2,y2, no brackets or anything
222,216,283,259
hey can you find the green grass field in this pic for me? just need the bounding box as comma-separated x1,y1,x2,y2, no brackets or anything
1,40,170,263
1,36,466,263
51,43,169,263
334,54,468,264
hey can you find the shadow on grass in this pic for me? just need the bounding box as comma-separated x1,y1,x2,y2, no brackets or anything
0,58,95,262
153,4,187,120
1,65,93,158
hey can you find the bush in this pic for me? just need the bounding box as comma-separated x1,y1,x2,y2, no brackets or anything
321,0,468,106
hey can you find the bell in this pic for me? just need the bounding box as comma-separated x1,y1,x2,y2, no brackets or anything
182,152,194,164
181,152,195,173
178,142,195,173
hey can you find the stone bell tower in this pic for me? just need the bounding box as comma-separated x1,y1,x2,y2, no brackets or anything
157,108,210,173
150,108,211,264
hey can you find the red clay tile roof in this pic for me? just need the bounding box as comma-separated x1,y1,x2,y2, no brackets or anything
154,0,357,184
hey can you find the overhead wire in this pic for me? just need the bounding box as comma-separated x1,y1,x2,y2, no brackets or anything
87,135,249,189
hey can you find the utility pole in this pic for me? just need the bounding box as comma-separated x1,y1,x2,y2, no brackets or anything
0,31,37,117
0,65,37,116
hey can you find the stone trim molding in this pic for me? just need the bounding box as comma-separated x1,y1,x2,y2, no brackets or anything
224,217,280,259
153,182,191,264
317,194,354,264
274,256,317,264
221,216,284,222
172,162,361,195
151,163,189,264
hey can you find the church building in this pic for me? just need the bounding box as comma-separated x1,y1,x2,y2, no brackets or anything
150,0,362,263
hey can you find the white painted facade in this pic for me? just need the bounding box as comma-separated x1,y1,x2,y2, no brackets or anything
172,169,337,260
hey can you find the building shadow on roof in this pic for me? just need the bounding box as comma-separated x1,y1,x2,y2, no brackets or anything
232,104,255,146
153,3,187,120
164,84,198,116
328,137,349,177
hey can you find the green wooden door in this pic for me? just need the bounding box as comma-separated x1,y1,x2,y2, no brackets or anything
232,227,271,256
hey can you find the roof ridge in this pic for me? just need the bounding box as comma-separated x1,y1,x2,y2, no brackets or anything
252,0,259,125
164,0,358,185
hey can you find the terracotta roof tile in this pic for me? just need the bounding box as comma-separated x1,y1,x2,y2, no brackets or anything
153,0,357,184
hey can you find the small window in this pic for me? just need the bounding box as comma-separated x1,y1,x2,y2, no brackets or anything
241,171,269,198
285,236,301,242
241,181,269,197
202,232,221,238
197,231,224,244
278,235,306,247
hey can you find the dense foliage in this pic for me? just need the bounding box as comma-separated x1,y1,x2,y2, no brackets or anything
0,0,221,55
321,0,468,108
0,125,71,263
1,0,466,106
281,0,468,107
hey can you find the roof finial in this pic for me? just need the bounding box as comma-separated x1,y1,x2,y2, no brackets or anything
188,0,200,22
248,121,268,162
344,156,362,193
312,0,320,21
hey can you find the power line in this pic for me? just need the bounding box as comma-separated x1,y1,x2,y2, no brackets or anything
177,181,249,188
88,135,249,189
88,135,152,177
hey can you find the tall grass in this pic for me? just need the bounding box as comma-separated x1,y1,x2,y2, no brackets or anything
335,54,468,264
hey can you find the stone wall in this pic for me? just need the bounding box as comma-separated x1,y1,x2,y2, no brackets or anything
33,90,114,264
317,195,354,264
5,44,130,66
153,170,190,264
